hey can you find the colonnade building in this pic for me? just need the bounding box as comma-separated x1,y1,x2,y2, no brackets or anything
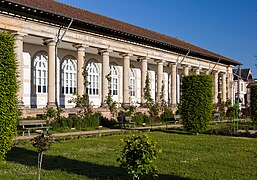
0,0,240,117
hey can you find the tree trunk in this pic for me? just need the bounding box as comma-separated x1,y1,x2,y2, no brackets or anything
37,152,43,180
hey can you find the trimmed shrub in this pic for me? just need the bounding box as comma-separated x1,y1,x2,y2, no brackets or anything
117,134,161,179
250,84,257,124
82,113,100,129
99,116,116,128
132,112,144,126
50,113,100,131
180,75,213,133
160,108,174,122
0,31,19,159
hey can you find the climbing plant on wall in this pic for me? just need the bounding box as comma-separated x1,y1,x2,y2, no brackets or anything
0,31,19,159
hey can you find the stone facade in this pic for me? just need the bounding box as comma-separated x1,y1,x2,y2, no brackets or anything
0,0,239,117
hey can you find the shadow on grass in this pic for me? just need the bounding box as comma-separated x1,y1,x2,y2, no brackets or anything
7,147,191,180
150,128,192,136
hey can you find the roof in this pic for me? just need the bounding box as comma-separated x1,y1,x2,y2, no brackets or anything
2,0,241,66
233,68,253,81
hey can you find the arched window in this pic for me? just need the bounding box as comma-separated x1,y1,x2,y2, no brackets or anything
130,68,136,97
110,64,118,96
61,56,77,94
86,62,99,95
33,51,48,93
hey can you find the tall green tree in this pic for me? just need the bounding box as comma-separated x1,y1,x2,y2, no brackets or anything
143,72,154,108
180,75,213,133
0,31,19,159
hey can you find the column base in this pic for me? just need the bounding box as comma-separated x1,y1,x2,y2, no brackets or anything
171,104,177,114
122,103,130,109
101,103,108,108
47,102,57,109
140,103,146,108
17,101,25,109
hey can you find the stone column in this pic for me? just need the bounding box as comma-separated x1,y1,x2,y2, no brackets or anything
213,71,219,104
221,72,227,102
171,63,177,106
204,69,210,75
195,68,200,75
226,66,233,104
101,50,111,107
156,60,164,103
74,44,87,97
122,53,131,105
141,57,148,103
14,33,26,107
44,39,56,108
183,65,189,76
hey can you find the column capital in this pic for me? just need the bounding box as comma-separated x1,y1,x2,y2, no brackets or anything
14,32,27,40
168,62,177,67
43,38,56,46
138,56,150,61
154,59,165,64
100,48,113,53
181,64,190,68
203,68,210,75
120,53,133,58
227,65,234,69
73,44,88,50
212,70,219,74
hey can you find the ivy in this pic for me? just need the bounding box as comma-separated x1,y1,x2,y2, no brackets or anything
0,31,19,159
250,84,257,124
180,75,213,133
104,73,117,118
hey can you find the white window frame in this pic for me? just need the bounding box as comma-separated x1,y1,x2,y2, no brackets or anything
130,68,136,97
110,64,118,96
86,62,99,95
61,57,77,95
33,52,48,93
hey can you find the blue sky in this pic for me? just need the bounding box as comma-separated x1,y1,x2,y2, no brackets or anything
58,0,257,77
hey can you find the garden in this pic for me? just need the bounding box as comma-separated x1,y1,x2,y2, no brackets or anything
0,31,257,179
1,131,257,179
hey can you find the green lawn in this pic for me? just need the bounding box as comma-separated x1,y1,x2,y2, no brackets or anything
1,131,257,179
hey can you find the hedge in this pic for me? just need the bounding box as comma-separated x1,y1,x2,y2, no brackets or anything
180,75,213,133
0,31,19,159
250,84,257,124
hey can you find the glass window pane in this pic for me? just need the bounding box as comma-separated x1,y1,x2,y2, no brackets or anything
38,86,41,93
43,86,46,93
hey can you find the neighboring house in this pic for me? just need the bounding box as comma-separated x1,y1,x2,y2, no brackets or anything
246,79,257,114
0,0,240,117
233,68,253,111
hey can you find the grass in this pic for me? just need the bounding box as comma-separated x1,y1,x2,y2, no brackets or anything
1,131,257,179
